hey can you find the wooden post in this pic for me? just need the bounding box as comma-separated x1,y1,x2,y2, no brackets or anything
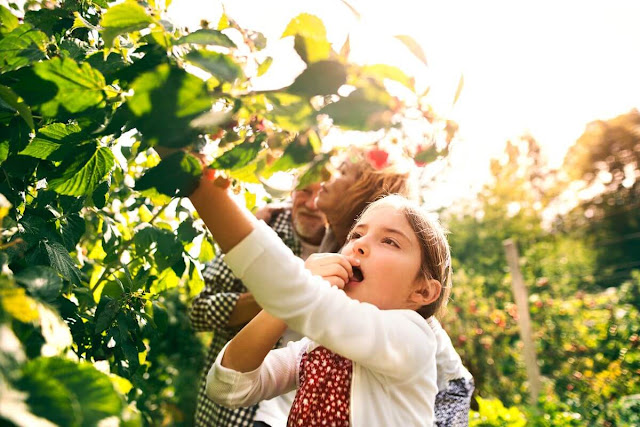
503,238,542,406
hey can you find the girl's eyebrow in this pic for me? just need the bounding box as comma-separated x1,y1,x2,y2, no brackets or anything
381,227,412,245
353,223,411,245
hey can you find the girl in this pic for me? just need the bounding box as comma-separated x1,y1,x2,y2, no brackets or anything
189,169,461,425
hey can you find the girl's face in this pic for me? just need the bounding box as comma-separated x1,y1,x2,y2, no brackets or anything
339,204,424,310
316,161,358,215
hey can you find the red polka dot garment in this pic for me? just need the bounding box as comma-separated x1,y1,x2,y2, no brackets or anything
288,346,353,426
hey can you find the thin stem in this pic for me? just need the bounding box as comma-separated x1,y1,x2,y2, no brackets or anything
90,201,172,293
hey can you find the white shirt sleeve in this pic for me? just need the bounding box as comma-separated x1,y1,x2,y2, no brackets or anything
223,221,435,381
206,338,309,408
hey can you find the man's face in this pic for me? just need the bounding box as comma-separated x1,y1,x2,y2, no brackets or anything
291,183,327,245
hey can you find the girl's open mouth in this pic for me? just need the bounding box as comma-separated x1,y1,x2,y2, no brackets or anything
352,266,364,282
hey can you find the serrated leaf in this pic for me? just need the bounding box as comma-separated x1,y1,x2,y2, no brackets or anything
320,87,392,131
0,24,47,72
32,57,106,117
135,151,202,197
20,357,123,425
48,144,115,196
14,265,63,303
210,139,263,171
60,213,86,251
19,122,87,160
127,63,213,147
177,219,199,243
0,84,34,129
395,35,428,66
95,296,120,333
185,50,243,83
264,92,314,131
362,64,414,90
266,137,315,173
257,56,273,77
174,28,235,47
282,13,330,64
296,154,331,189
43,240,82,286
100,0,155,48
0,5,19,34
286,60,346,97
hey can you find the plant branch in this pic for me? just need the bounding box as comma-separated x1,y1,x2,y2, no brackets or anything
91,201,172,293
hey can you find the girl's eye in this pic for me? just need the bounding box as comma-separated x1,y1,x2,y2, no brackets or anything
348,232,361,240
382,238,399,248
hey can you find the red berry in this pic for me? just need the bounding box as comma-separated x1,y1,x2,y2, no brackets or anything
366,149,389,170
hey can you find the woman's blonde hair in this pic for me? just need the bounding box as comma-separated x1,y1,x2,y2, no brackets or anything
331,152,417,247
356,194,452,319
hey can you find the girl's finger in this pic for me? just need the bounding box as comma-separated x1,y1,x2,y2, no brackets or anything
325,276,346,289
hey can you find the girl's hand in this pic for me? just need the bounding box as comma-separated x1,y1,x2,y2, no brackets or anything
304,253,360,289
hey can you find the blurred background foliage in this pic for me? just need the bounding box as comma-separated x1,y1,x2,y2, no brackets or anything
0,0,638,426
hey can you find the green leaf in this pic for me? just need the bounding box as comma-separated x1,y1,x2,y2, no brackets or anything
210,138,264,171
32,57,106,117
198,237,215,263
266,137,315,173
282,13,330,64
48,144,115,196
264,92,314,131
320,87,392,131
127,63,213,148
43,240,82,286
0,5,19,34
177,219,199,243
100,0,155,48
257,56,273,77
174,28,235,47
14,265,63,303
95,296,121,333
362,64,414,91
395,35,428,66
19,122,87,160
60,213,86,251
296,154,331,189
21,357,123,426
185,50,243,83
16,361,79,426
102,280,125,299
0,24,47,72
0,116,32,161
0,84,34,129
414,145,440,165
286,60,346,97
135,151,203,197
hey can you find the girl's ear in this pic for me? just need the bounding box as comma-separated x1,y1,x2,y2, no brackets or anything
410,278,442,307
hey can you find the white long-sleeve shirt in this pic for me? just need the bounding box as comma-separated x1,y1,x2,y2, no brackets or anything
207,221,462,426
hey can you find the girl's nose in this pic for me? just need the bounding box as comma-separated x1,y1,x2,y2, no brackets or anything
353,240,368,256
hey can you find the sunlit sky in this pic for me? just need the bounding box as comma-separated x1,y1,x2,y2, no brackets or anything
167,0,640,205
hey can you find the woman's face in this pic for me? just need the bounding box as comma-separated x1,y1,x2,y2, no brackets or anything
316,161,359,215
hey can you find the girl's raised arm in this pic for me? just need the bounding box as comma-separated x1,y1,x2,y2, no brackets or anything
188,175,256,253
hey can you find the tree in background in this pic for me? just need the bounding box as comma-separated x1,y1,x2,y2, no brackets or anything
557,110,640,286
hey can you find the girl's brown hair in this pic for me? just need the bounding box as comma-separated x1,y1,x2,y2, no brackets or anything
357,195,452,319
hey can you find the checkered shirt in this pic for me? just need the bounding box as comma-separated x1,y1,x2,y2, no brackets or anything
190,209,301,427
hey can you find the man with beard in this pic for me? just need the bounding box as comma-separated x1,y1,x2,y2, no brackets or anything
189,183,326,427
